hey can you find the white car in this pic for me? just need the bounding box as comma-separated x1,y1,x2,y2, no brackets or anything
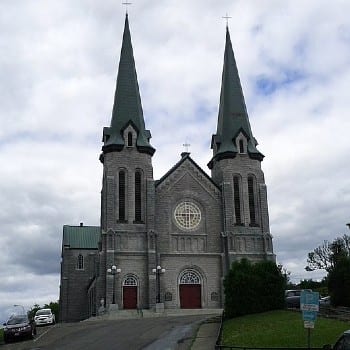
34,308,55,326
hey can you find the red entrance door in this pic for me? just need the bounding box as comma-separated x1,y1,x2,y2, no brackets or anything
180,284,201,308
123,286,137,309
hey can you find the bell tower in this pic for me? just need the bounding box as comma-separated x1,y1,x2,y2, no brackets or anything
208,26,275,269
98,14,156,309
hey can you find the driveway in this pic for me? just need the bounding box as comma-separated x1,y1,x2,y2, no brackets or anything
0,315,206,350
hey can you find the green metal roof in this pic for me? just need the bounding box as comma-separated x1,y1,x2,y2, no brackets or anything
102,14,155,156
63,225,100,249
209,27,263,168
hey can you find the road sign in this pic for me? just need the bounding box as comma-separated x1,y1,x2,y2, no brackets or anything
301,290,319,312
301,290,319,329
304,320,315,329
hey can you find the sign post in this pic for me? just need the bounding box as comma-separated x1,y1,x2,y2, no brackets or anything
300,290,319,349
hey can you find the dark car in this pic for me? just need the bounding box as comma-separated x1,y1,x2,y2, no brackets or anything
3,314,36,343
329,330,350,350
285,289,301,308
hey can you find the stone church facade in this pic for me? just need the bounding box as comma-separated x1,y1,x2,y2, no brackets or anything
59,14,275,322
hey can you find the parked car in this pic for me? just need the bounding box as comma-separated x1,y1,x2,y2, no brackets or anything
3,314,36,343
323,330,350,350
285,289,301,308
34,308,55,326
320,296,331,306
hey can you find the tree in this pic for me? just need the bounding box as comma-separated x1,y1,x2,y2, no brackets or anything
224,259,285,318
328,257,350,307
299,278,328,296
28,304,41,320
305,235,350,272
306,234,350,306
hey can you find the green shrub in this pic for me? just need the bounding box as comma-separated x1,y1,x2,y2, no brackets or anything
328,257,350,306
224,259,285,318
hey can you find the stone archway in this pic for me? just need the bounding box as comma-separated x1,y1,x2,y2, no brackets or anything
123,275,138,309
179,269,202,309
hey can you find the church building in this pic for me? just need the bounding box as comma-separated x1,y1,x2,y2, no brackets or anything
59,14,275,322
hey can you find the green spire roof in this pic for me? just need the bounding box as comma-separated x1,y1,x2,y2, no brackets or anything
102,14,155,156
209,26,263,167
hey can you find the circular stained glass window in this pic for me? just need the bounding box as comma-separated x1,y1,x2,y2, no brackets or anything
174,201,201,230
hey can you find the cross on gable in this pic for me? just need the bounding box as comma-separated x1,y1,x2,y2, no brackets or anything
183,142,191,153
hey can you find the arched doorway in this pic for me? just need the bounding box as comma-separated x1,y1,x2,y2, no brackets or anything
179,270,202,309
123,275,138,309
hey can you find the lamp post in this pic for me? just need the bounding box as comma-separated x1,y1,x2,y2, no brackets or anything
152,265,165,303
13,304,26,315
346,223,350,230
107,265,121,304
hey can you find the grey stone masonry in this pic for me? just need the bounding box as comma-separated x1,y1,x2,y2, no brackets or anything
59,17,275,322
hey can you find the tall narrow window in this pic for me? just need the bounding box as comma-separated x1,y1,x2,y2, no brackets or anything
248,176,257,225
135,171,142,222
76,254,84,270
239,139,244,153
127,132,133,147
119,171,126,221
233,176,242,225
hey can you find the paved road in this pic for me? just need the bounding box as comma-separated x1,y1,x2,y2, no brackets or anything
0,315,205,350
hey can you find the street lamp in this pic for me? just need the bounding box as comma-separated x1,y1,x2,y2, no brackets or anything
107,265,121,304
346,223,350,230
13,304,26,315
152,265,165,303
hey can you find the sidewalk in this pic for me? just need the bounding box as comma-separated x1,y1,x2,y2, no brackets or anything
190,317,221,350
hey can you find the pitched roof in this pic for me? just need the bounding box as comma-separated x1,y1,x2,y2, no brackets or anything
209,26,263,167
156,152,220,190
102,14,155,156
62,225,100,249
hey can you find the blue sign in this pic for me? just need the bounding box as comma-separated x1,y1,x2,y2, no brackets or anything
301,290,319,328
301,290,319,312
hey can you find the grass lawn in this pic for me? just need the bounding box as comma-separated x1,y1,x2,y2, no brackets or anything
222,310,350,348
0,328,3,343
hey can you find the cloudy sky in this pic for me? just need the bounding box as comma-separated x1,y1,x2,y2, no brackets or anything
1,0,349,321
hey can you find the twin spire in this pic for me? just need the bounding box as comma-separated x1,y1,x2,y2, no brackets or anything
102,14,263,164
208,26,264,168
102,14,154,156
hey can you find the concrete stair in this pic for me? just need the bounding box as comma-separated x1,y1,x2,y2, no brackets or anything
84,308,223,321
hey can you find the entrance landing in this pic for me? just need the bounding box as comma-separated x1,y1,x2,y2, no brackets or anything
85,308,223,321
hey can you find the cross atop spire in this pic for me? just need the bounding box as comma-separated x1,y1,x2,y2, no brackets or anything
222,13,232,27
122,1,132,14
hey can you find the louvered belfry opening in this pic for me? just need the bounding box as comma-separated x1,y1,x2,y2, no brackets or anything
233,176,242,225
248,176,256,226
119,170,126,221
135,171,142,222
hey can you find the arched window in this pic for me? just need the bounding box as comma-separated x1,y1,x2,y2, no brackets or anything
76,254,84,270
239,139,244,153
248,176,257,226
127,132,133,147
123,275,138,286
180,270,201,284
119,170,126,221
135,171,142,222
233,176,242,225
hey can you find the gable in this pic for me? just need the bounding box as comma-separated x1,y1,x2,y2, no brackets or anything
156,154,221,201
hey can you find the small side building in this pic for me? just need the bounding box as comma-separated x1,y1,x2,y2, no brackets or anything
59,224,100,322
